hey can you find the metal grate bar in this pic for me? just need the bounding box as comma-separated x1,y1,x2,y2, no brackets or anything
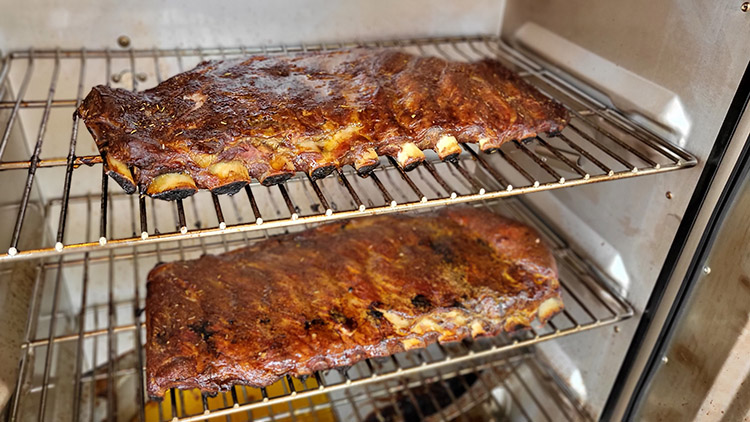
8,51,60,256
175,199,187,233
36,257,64,421
0,54,33,160
568,112,658,168
422,160,457,198
451,160,487,195
132,247,147,422
386,156,427,202
0,54,12,100
212,193,227,229
306,175,333,216
463,144,511,189
244,185,264,224
337,169,366,212
278,183,299,220
497,147,540,187
513,140,565,184
367,172,397,208
536,136,589,179
557,132,613,176
54,49,87,251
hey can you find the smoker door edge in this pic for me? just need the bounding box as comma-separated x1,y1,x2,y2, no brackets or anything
604,61,750,421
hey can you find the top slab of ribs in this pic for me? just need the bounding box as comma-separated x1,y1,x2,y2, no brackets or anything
77,49,569,200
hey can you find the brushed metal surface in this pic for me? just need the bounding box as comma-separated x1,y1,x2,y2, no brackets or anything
637,162,750,421
502,1,750,418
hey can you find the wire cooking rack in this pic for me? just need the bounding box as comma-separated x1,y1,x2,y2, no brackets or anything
0,35,696,261
6,198,630,421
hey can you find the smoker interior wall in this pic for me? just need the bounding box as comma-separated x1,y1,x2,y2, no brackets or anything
501,0,750,417
0,0,504,51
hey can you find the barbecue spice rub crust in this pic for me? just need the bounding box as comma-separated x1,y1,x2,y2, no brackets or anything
77,49,569,200
145,207,563,398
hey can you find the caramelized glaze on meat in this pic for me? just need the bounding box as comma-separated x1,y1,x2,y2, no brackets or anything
77,49,569,200
145,207,563,398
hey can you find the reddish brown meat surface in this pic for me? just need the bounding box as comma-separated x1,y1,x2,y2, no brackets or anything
145,207,563,398
77,49,569,200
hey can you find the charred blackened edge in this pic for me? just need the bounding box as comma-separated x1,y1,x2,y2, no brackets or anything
260,172,294,187
355,162,380,176
146,172,199,201
309,164,337,180
210,180,248,196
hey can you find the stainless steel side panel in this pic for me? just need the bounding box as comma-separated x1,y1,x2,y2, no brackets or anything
636,152,750,421
502,1,750,418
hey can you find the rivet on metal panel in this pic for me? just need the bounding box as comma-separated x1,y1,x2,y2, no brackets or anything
665,191,673,199
117,35,131,48
742,2,750,12
661,356,669,364
703,266,711,275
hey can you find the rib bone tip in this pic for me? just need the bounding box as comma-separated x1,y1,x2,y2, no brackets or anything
396,142,425,169
54,242,63,252
436,135,461,159
7,247,17,256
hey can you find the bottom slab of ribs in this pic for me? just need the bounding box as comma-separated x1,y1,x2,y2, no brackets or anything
145,207,563,398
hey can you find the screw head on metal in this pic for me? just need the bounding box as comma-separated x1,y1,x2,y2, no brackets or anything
661,356,669,364
742,2,750,12
117,35,131,48
665,191,673,199
703,266,711,275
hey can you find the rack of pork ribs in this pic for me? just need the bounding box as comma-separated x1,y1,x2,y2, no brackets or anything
77,49,569,200
145,207,564,397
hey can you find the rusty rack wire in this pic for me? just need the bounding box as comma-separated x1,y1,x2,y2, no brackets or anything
7,197,630,421
0,35,696,261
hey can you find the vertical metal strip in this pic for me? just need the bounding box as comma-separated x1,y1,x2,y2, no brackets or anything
106,250,117,422
37,257,65,422
72,197,93,421
132,247,147,422
8,265,44,422
0,52,33,161
55,49,88,251
8,50,60,255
